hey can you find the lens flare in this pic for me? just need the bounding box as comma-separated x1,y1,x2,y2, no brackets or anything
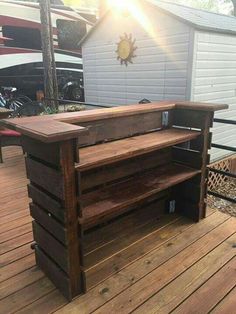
107,0,173,63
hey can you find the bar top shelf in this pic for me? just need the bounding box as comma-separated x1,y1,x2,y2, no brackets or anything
76,128,200,171
79,163,200,228
0,101,228,143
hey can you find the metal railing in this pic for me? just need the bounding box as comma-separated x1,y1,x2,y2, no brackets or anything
44,98,116,109
208,118,236,204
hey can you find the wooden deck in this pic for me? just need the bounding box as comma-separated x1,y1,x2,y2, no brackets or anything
0,147,236,314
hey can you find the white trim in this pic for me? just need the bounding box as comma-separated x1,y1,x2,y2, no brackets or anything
0,52,82,69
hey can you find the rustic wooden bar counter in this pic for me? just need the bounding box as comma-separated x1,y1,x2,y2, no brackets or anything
1,101,228,300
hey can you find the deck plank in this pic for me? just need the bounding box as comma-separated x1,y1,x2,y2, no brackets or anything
211,285,236,314
90,219,236,314
0,223,32,243
171,257,236,314
55,212,231,314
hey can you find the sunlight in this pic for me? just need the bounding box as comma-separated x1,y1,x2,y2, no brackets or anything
107,0,171,59
107,0,128,11
107,0,156,37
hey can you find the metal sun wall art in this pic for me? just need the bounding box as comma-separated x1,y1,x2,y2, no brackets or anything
116,33,137,66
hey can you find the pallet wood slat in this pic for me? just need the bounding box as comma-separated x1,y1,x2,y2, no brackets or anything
77,111,163,146
35,246,72,301
80,164,200,228
83,193,168,255
28,184,65,223
1,101,227,300
22,136,61,167
25,158,64,199
83,198,167,268
30,203,66,244
81,148,171,191
32,221,68,272
77,128,201,171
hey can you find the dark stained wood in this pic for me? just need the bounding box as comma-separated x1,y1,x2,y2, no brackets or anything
199,112,214,219
77,111,163,146
84,198,167,268
35,246,72,301
28,184,65,223
32,221,68,272
175,101,228,112
84,213,181,289
172,147,204,169
30,203,66,244
83,193,168,255
81,148,171,191
80,164,200,228
1,102,227,143
1,147,236,313
59,140,83,298
26,158,64,199
77,128,200,171
0,101,228,303
173,109,213,129
2,119,87,143
22,136,61,167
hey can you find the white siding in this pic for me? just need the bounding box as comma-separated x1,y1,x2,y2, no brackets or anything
82,5,191,106
192,31,236,161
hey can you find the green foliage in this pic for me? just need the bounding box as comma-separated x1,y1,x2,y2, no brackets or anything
42,106,59,115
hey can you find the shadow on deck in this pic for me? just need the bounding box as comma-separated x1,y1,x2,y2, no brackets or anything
0,147,236,314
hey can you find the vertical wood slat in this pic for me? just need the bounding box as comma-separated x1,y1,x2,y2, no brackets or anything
171,110,213,221
199,112,214,219
60,140,83,298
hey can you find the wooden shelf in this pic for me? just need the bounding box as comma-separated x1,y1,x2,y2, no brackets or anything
79,163,200,228
76,128,200,171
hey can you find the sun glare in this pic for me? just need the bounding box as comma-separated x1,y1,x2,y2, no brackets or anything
107,0,156,40
107,0,128,11
107,0,172,62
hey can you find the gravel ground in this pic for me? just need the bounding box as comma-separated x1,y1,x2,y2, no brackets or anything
207,178,236,217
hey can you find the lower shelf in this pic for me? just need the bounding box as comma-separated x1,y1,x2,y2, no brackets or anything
82,202,184,290
79,163,200,228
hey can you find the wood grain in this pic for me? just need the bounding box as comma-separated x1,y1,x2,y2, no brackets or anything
77,128,200,171
80,164,200,228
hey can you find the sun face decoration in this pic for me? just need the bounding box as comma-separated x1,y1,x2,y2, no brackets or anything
116,33,137,66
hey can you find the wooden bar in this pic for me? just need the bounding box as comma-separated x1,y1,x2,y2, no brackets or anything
0,101,227,300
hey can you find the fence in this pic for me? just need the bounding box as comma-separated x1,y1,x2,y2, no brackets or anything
207,118,236,204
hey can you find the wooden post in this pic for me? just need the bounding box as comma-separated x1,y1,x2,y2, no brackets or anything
60,140,83,298
39,0,58,110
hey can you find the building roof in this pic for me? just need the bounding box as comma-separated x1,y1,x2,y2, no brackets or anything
149,0,236,35
80,0,236,46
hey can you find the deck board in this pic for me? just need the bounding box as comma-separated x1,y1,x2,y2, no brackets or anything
0,147,235,314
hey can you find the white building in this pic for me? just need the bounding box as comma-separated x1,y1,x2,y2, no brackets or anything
81,0,236,161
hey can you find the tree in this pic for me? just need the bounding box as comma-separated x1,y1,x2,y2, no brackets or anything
229,0,236,15
39,0,59,110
